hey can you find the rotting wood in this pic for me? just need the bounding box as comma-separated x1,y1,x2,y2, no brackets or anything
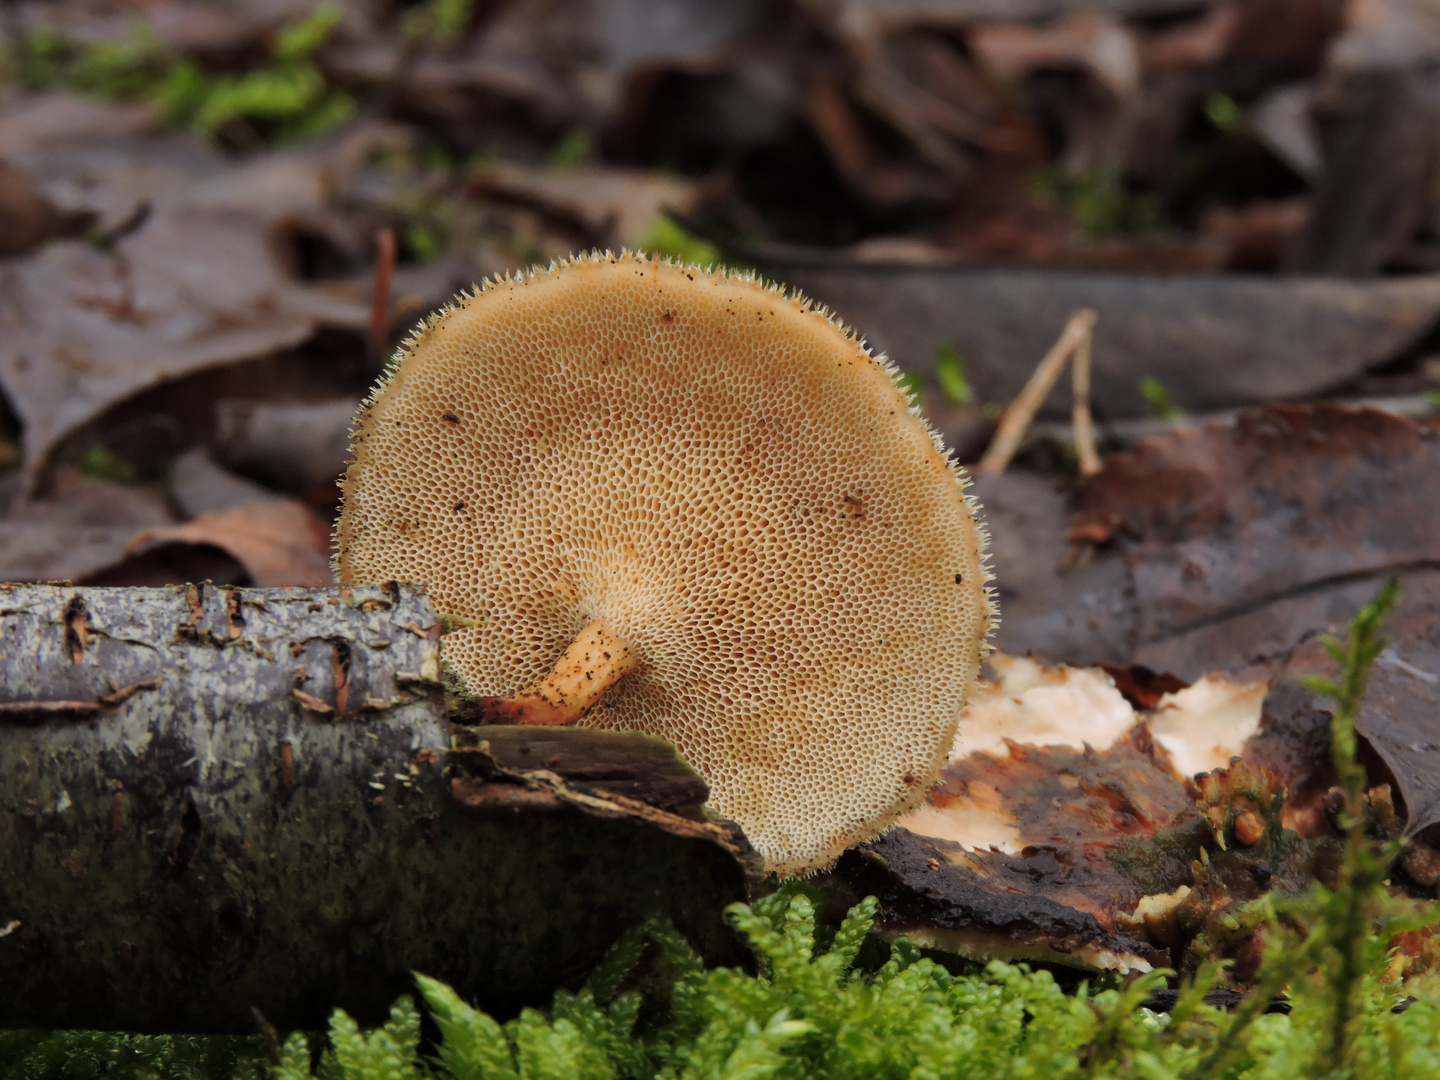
0,583,752,1034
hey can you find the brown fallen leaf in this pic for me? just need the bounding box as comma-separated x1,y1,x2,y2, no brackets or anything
0,107,367,493
125,500,333,587
0,210,306,492
825,829,1168,977
0,202,367,494
896,651,1268,855
0,470,174,583
1068,404,1440,675
967,470,1132,667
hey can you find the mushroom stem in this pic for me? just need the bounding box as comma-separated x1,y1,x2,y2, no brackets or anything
475,619,637,726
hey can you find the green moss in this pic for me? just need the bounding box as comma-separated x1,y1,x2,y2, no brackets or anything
1107,814,1211,896
256,878,1440,1078
0,1029,263,1080
77,444,139,485
2,3,352,148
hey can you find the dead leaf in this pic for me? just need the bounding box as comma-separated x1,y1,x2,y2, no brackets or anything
378,0,768,130
0,205,366,494
1141,4,1241,69
467,163,697,248
825,830,1168,976
0,470,174,582
125,499,333,587
16,469,174,528
1330,0,1440,70
0,94,158,159
1357,636,1440,838
967,470,1132,667
830,0,1217,35
212,398,359,492
897,651,1266,856
764,264,1440,418
0,104,367,493
1249,83,1322,180
1289,66,1440,273
1200,198,1309,272
0,162,83,257
970,14,1141,98
1070,405,1440,672
0,524,142,584
170,448,281,519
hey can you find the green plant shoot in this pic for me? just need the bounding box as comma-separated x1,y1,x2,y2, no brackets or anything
1139,376,1184,421
934,341,974,404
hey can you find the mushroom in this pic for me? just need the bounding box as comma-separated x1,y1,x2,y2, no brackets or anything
335,252,996,874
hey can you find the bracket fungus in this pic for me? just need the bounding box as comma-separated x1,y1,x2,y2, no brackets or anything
335,252,996,874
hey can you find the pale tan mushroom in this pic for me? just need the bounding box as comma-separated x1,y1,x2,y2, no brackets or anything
335,252,996,874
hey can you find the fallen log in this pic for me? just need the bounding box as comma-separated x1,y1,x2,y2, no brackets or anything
0,583,753,1034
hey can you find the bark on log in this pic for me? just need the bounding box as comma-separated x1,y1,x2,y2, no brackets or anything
0,583,753,1034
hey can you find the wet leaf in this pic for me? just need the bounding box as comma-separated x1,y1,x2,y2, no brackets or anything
0,470,174,583
0,204,365,493
968,470,1132,667
1068,404,1440,676
124,499,333,586
764,265,1440,419
1355,637,1440,838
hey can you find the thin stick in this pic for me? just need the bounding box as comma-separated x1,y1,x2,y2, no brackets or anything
1070,315,1102,476
368,226,397,364
977,308,1096,476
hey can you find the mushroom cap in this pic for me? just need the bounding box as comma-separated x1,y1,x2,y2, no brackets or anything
336,252,995,874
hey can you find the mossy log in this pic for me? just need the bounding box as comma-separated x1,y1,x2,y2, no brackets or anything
0,583,752,1034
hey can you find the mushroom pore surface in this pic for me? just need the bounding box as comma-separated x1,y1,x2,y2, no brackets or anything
335,252,995,874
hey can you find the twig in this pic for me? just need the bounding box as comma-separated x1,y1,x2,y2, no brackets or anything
368,226,397,365
1070,317,1102,477
977,308,1096,477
